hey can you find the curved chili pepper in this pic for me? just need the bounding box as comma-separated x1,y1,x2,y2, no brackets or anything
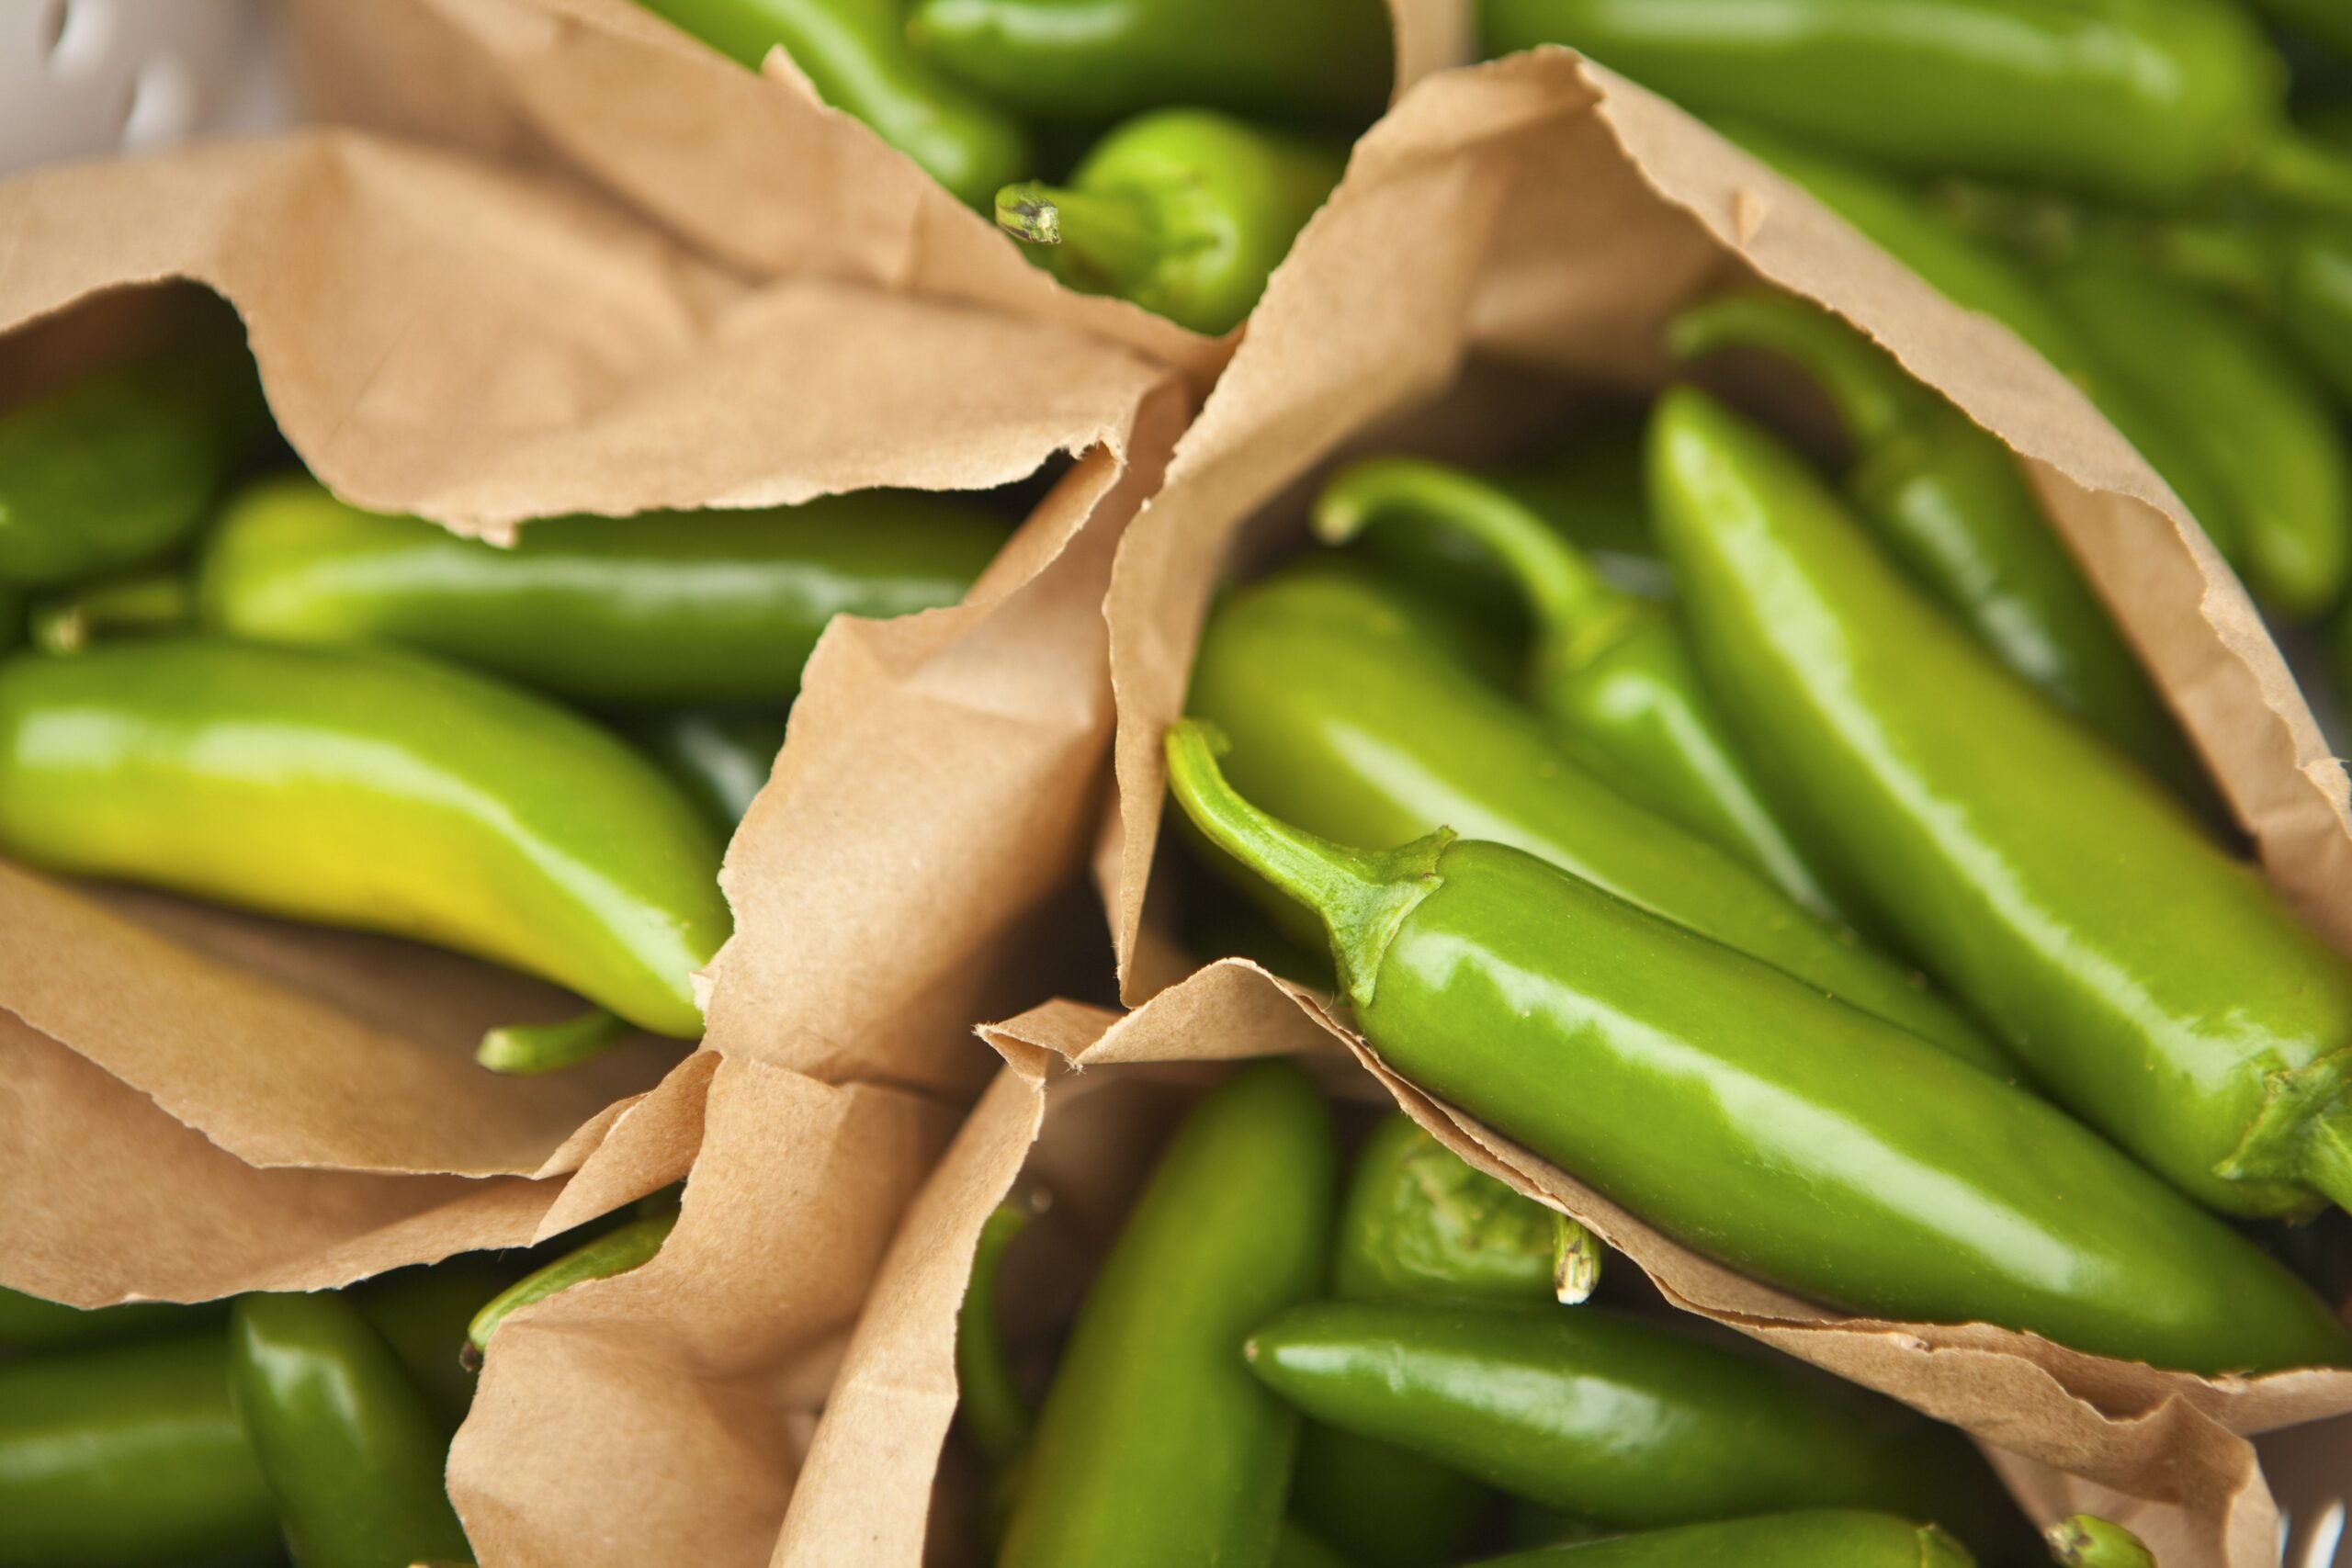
28,572,195,655
0,1287,219,1354
2038,258,2351,620
1162,720,2352,1372
1665,293,2205,795
1462,1511,1973,1568
0,1327,279,1568
2046,1516,2154,1568
906,0,1389,128
197,476,1003,708
629,711,787,833
0,333,267,591
464,1208,680,1365
998,1059,1337,1568
956,1190,1043,1468
0,638,730,1043
1652,387,2352,1221
228,1291,470,1568
1479,0,2352,213
632,0,1031,209
1187,564,2007,1071
1247,1300,2020,1547
1291,1424,1494,1568
996,110,1344,335
1316,457,1853,924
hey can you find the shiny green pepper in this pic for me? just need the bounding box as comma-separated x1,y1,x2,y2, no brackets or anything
629,711,787,834
1463,1511,1973,1568
1163,720,2352,1373
1336,1111,1595,1307
996,110,1344,335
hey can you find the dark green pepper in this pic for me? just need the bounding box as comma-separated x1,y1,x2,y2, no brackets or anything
2046,1517,2154,1568
2260,0,2352,61
197,475,1003,708
353,1259,523,1427
1289,1426,1494,1568
229,1291,470,1568
465,1208,679,1364
2106,216,2352,419
0,334,267,590
0,1287,220,1355
1463,1511,1973,1568
997,1059,1337,1568
1667,292,2206,795
1276,1523,1359,1568
996,110,1344,335
0,637,730,1043
632,0,1032,208
28,572,195,655
1337,1111,1595,1307
629,710,787,833
0,1328,278,1567
907,0,1390,128
1248,1300,2019,1547
1317,457,1852,924
1653,387,2352,1221
1479,0,2352,213
1187,564,2006,1071
956,1191,1043,1468
1162,720,2352,1372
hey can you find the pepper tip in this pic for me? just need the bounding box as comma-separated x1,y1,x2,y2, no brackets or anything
995,186,1063,246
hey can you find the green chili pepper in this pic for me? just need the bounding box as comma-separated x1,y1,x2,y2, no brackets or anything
0,1328,280,1568
197,475,1002,708
28,572,196,655
464,1209,679,1365
228,1291,470,1568
629,710,787,833
1248,1301,2019,1547
1276,1522,1360,1568
0,637,730,1043
996,110,1344,335
997,1059,1338,1568
1317,457,1854,926
1187,564,2006,1072
354,1259,526,1426
1461,1511,1974,1568
1488,424,1671,597
1337,1111,1597,1307
906,0,1389,128
2037,258,2352,620
0,335,267,590
1479,0,2352,214
2046,1516,2154,1568
1653,387,2352,1222
631,0,1030,209
2108,216,2352,418
0,1287,220,1355
1665,293,2205,796
1162,720,2352,1373
956,1190,1042,1468
1289,1425,1495,1568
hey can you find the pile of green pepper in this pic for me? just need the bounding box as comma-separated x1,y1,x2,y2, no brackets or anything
631,0,1395,333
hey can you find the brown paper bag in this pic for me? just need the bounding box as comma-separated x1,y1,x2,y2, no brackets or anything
1073,49,2352,1568
0,126,1180,1301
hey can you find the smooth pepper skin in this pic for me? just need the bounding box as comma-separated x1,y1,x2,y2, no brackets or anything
0,1329,279,1567
996,110,1344,335
1335,1111,1582,1306
1317,457,1852,926
1161,723,2352,1373
955,1193,1041,1469
632,0,1032,207
0,335,267,589
908,0,1390,128
629,710,787,833
1463,1511,1973,1568
198,475,1003,708
997,1060,1338,1568
1187,564,2006,1071
228,1292,470,1568
2038,259,2352,620
0,637,729,1038
1666,294,2204,799
1478,0,2328,211
0,1287,219,1355
1651,389,2352,1220
1248,1301,2017,1541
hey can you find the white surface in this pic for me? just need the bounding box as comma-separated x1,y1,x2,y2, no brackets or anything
0,0,286,176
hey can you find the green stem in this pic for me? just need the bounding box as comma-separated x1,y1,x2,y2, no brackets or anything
1668,293,1922,449
2045,1515,2154,1568
1162,720,1448,1009
995,180,1165,291
475,1008,632,1076
1551,1213,1604,1305
29,573,195,654
956,1188,1046,1468
463,1207,679,1367
2298,1112,2352,1216
2248,132,2352,220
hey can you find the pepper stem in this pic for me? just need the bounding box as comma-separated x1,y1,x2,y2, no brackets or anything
2297,1111,2352,1217
1668,293,1922,449
1551,1213,1604,1305
29,573,196,654
2247,132,2352,220
476,1009,631,1076
995,181,1165,291
1163,720,1448,1009
1312,457,1642,694
2045,1515,2155,1568
956,1187,1047,1468
463,1206,678,1366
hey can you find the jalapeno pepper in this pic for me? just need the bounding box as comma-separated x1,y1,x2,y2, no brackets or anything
996,110,1344,336
1462,1511,1973,1568
1316,457,1853,925
1187,564,2006,1071
1652,387,2352,1221
0,1327,279,1567
2105,216,2352,419
0,333,267,591
2046,1517,2154,1568
997,1059,1337,1568
1665,293,2205,795
352,1260,518,1427
1290,1426,1494,1568
954,1191,1044,1469
629,711,787,833
0,637,730,1043
197,475,1003,708
465,1209,679,1365
0,1287,220,1355
228,1291,469,1568
632,0,1031,209
1162,721,2352,1372
907,0,1389,128
1248,1300,2020,1547
1479,0,2352,214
